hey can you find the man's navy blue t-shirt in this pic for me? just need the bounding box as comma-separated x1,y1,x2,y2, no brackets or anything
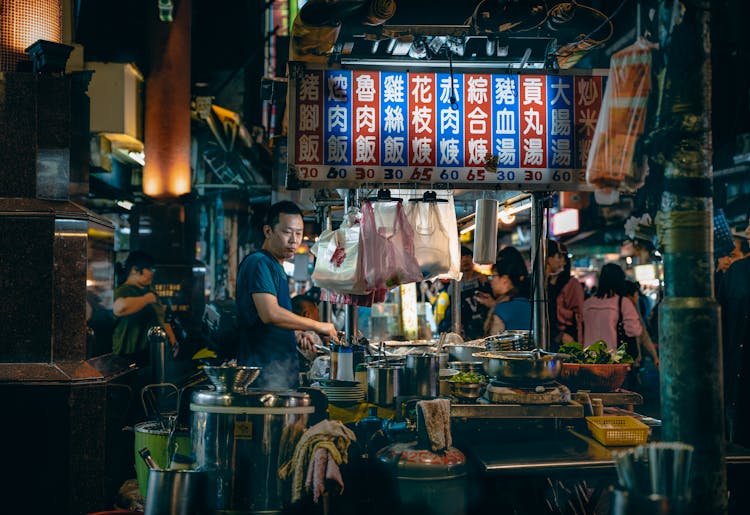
236,249,298,389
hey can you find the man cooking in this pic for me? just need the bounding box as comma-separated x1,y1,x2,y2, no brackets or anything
236,201,337,389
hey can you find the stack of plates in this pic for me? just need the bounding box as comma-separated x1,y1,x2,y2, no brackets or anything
313,380,366,405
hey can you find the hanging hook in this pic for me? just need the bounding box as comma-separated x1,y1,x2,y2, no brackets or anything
447,48,459,110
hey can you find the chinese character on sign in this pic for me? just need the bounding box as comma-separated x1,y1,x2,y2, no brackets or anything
410,76,433,103
384,105,405,133
467,76,489,104
384,136,406,164
355,106,376,132
468,107,488,134
298,135,320,162
495,138,516,165
577,78,599,107
439,77,460,104
439,139,461,165
355,135,377,163
522,78,543,105
495,108,515,135
328,74,348,101
328,106,348,132
411,106,433,133
299,104,319,131
412,138,433,164
551,109,571,136
327,135,349,163
523,138,543,166
468,138,489,165
523,109,542,135
384,75,405,102
495,77,517,105
440,109,460,135
551,139,571,166
550,78,572,106
355,74,376,102
299,73,320,101
578,108,598,137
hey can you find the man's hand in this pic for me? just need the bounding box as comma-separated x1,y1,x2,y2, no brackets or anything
295,330,317,353
317,322,338,341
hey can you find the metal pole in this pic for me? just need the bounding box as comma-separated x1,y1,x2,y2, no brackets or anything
656,2,725,512
530,192,549,350
344,189,358,343
319,205,332,324
451,279,461,335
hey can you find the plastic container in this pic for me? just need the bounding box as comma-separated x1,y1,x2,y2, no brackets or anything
586,416,651,446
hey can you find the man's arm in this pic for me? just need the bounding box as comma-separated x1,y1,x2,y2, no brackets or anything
252,292,337,338
113,291,158,316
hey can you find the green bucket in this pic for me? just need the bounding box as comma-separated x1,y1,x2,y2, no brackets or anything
134,421,191,499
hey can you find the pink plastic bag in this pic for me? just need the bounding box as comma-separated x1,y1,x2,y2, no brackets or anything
361,200,423,290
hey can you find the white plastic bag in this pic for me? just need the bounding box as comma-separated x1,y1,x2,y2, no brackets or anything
311,208,369,294
404,195,461,280
361,200,423,290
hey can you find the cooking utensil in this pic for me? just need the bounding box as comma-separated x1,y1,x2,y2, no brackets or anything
447,361,486,375
444,344,486,362
472,349,568,383
367,363,405,407
405,353,439,397
202,364,262,392
448,381,486,401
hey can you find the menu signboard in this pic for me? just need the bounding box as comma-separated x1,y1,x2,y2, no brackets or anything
289,65,606,190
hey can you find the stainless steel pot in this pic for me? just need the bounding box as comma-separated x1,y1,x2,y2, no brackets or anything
367,364,405,407
446,361,486,375
145,469,208,515
444,344,486,362
191,389,314,513
472,349,568,383
405,354,439,397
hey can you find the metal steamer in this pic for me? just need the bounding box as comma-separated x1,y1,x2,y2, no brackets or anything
191,368,314,514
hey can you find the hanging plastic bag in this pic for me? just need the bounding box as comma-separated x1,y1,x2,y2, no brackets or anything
311,208,369,294
586,37,657,201
361,200,423,290
404,195,461,280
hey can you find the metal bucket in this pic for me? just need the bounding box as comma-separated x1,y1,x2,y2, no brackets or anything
367,364,405,407
134,421,192,499
144,469,208,515
405,354,439,397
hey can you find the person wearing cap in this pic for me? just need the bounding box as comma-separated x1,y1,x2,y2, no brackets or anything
236,201,337,389
546,239,584,351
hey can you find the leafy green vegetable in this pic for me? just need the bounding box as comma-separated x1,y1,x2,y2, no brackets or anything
559,341,635,364
449,371,486,384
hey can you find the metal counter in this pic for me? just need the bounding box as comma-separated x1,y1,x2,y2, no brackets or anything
464,428,750,477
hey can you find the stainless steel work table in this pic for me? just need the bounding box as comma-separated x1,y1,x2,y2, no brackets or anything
463,428,750,477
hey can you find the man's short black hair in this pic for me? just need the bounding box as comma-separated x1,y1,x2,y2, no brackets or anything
460,245,473,257
264,201,303,228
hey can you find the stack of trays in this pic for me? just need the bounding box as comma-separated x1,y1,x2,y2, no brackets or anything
313,379,366,405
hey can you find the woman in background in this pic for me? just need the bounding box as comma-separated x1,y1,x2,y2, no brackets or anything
623,279,659,368
582,262,642,352
486,258,531,334
112,250,177,366
546,239,584,351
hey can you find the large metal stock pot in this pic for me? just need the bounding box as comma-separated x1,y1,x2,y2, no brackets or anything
191,388,314,513
472,349,568,383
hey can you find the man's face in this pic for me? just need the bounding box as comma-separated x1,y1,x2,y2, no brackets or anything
264,213,304,261
460,255,474,273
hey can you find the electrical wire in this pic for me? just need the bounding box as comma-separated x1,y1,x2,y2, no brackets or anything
553,0,629,61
